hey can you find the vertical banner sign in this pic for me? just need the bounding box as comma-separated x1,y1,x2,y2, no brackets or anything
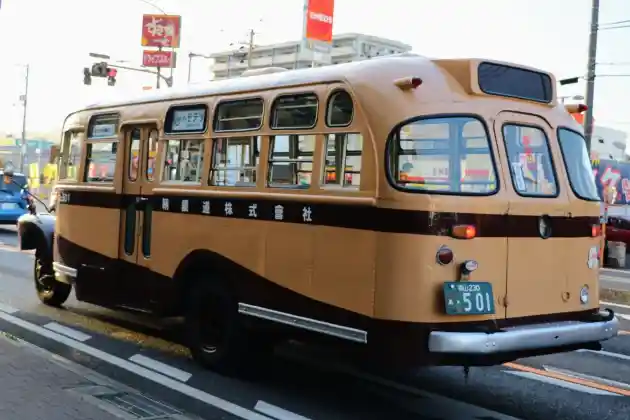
304,0,335,43
141,14,182,48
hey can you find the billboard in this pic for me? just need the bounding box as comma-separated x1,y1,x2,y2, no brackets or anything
142,50,176,68
592,158,630,205
304,0,334,43
141,14,181,48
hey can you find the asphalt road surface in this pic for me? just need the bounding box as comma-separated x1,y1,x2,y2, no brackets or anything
1,225,630,419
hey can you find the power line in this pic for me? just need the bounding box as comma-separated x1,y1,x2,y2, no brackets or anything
599,19,630,26
598,23,630,31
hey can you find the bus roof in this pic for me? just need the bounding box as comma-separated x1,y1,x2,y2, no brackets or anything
74,54,559,124
81,53,426,111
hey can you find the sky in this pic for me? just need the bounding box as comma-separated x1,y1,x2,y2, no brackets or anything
0,0,628,139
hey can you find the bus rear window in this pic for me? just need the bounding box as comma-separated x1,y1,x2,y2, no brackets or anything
557,128,599,201
502,124,558,197
388,116,498,195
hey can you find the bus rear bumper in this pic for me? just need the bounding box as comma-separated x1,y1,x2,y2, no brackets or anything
428,309,620,355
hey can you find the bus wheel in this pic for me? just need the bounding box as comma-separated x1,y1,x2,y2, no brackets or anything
184,282,272,376
34,254,71,307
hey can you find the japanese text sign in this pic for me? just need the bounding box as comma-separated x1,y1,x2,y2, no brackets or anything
141,14,181,48
304,0,334,43
142,50,176,68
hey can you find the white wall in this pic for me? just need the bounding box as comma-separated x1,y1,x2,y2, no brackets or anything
590,125,628,161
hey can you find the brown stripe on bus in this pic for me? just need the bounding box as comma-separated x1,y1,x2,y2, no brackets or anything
56,189,599,238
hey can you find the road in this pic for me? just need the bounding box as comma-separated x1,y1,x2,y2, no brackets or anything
1,225,630,419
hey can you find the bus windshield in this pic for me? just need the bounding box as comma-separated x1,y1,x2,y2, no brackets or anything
557,128,599,201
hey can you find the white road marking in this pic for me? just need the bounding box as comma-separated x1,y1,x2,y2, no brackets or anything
618,314,630,321
0,303,18,314
504,370,620,396
0,310,273,420
129,354,192,383
43,322,92,342
601,300,630,311
543,365,630,392
577,348,630,362
254,401,311,420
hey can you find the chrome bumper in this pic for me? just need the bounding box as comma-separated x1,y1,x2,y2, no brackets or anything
428,310,620,354
52,262,77,281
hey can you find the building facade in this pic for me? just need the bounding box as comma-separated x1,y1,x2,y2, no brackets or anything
209,33,412,80
590,125,628,161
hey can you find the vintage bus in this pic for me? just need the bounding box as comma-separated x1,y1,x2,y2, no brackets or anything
16,54,619,375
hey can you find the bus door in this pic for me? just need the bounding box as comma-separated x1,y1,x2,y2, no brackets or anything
119,124,159,311
494,112,570,318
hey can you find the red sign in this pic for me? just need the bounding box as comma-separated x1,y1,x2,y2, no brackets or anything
141,14,181,48
304,0,334,43
142,50,176,68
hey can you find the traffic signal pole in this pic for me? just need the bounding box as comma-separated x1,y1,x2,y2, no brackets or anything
108,63,172,86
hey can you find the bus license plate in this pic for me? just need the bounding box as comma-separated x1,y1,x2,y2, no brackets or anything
443,282,495,315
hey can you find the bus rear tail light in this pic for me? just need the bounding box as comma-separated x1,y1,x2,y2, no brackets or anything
451,225,476,239
436,246,454,265
394,77,423,90
565,103,588,114
591,224,602,237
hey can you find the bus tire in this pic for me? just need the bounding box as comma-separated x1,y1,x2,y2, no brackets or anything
184,280,273,376
34,252,71,307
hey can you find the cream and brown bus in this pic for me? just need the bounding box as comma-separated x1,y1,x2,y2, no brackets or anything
16,54,619,375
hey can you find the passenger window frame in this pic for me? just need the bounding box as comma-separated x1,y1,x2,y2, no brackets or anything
160,137,206,185
385,113,501,197
325,89,354,128
321,133,363,190
83,139,119,184
213,98,264,133
270,93,319,130
210,136,261,187
267,134,315,189
501,122,560,199
58,130,83,181
556,126,600,202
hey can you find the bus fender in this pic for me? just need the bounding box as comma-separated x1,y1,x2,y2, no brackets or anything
172,249,235,314
16,213,56,256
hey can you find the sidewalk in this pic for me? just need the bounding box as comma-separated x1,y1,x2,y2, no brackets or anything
0,331,192,420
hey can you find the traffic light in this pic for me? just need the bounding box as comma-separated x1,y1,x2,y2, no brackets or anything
91,62,108,77
83,67,92,85
107,68,117,86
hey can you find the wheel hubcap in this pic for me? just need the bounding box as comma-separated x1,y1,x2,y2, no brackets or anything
198,305,224,354
35,258,53,292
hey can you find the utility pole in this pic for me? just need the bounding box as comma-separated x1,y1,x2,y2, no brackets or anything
247,29,255,68
583,0,600,152
20,64,30,173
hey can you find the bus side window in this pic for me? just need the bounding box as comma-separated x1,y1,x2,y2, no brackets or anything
84,141,117,183
162,139,205,183
326,90,353,127
146,129,158,181
59,131,82,181
210,136,260,187
268,135,314,188
322,133,363,189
